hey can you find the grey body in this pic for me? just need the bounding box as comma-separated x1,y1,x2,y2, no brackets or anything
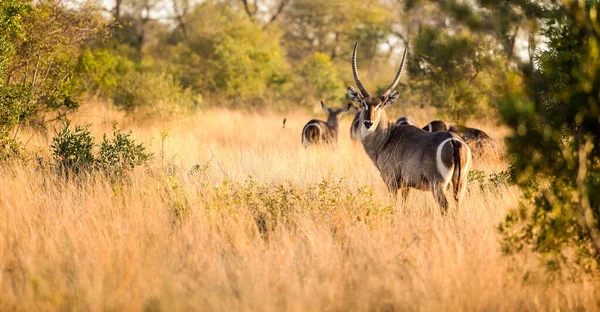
396,116,419,127
302,102,351,147
348,42,472,211
359,110,471,209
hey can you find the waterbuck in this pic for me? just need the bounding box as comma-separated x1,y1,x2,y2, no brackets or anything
422,120,494,150
349,104,361,141
302,101,352,147
396,116,420,127
348,42,472,210
422,120,451,133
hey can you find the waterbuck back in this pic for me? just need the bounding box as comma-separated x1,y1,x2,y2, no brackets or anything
396,116,420,127
423,120,495,154
422,120,451,132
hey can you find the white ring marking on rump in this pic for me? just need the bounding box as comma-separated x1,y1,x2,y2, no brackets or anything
302,122,323,146
436,138,454,184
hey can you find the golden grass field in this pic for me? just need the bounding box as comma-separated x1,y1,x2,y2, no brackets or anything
1,103,599,311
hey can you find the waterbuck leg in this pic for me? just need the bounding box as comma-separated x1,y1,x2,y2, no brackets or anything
383,174,400,203
387,185,399,203
431,183,449,214
453,181,460,206
398,186,409,206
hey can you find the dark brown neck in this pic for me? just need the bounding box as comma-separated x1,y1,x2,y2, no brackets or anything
327,113,340,131
360,110,392,163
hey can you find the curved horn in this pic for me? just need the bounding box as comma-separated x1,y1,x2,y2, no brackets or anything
351,41,371,98
381,47,408,98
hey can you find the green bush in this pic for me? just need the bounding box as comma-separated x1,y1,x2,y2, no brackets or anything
409,26,503,122
498,2,600,273
0,0,29,77
97,125,151,177
51,122,151,178
51,121,95,174
113,71,196,116
208,175,389,237
0,0,30,158
467,169,512,192
1,0,106,157
0,84,33,158
1,1,106,123
298,52,345,103
76,48,136,99
167,2,290,104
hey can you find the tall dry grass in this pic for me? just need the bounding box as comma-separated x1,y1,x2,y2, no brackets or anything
1,104,599,311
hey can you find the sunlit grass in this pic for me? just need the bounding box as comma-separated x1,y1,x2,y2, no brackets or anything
1,103,598,311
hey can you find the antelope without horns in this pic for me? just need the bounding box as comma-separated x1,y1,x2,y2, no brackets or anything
302,101,351,147
349,103,361,141
423,120,494,147
347,42,472,211
396,116,420,127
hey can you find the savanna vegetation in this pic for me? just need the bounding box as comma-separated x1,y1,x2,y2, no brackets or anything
1,0,599,310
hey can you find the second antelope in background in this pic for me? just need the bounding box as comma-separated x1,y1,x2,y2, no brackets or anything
349,104,361,141
348,42,472,211
422,120,494,150
302,101,351,147
396,116,420,127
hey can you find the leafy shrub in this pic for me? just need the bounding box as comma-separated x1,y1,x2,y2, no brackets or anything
0,0,31,156
97,124,151,177
468,169,512,192
167,2,290,104
77,48,197,116
76,48,136,99
51,121,95,174
0,135,21,160
0,84,33,158
207,175,389,237
467,169,486,186
0,0,29,76
113,70,196,116
51,121,151,178
1,1,106,126
409,26,504,122
298,52,345,104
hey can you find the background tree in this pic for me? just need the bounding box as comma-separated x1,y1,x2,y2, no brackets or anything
499,0,600,272
1,0,106,156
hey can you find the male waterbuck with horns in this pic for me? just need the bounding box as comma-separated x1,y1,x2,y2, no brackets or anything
348,42,472,211
302,101,352,147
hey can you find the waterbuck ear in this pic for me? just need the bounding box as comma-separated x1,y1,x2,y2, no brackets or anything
341,102,352,113
347,86,363,103
383,90,400,107
320,101,329,112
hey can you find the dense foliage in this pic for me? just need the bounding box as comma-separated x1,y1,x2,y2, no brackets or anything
1,0,105,156
498,0,600,272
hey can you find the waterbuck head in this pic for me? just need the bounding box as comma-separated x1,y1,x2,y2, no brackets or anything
321,101,352,129
347,41,407,133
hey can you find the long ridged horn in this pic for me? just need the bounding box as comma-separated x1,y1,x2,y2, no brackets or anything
381,47,408,98
351,41,371,98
